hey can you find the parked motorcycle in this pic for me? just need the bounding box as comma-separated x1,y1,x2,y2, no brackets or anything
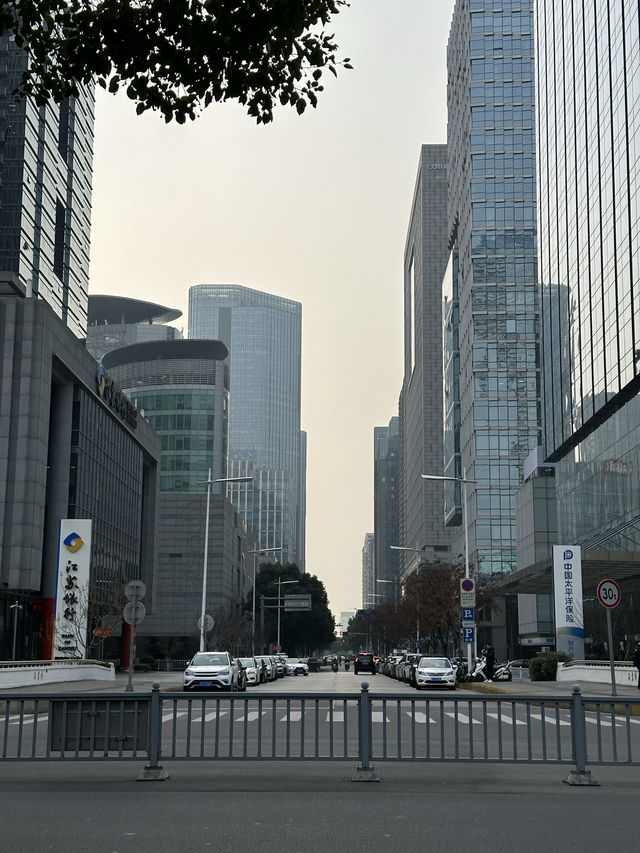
465,656,512,682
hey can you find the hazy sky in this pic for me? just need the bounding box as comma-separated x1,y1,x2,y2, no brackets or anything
89,0,456,623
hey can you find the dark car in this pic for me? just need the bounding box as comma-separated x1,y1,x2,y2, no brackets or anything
354,653,376,675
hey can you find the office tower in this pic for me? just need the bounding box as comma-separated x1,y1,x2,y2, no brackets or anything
0,36,94,338
362,533,375,610
445,0,539,577
189,284,305,569
0,279,160,659
374,417,400,600
86,295,183,360
399,145,450,577
102,340,256,640
536,1,640,556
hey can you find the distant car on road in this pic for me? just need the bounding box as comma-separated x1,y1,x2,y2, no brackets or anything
286,658,309,676
354,653,376,675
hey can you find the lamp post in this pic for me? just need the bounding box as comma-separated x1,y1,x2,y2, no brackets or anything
10,601,23,661
422,469,477,671
248,547,283,655
197,471,253,652
276,577,298,650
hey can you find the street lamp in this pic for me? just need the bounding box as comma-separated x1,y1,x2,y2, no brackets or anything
197,471,253,652
247,547,283,655
10,601,23,661
389,545,430,650
422,469,477,671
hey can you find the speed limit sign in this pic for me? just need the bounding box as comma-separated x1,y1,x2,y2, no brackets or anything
597,578,621,609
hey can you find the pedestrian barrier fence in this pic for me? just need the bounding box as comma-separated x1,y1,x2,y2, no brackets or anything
1,682,638,784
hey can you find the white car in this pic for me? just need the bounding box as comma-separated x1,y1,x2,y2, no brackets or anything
415,656,456,690
286,658,309,676
237,656,260,685
183,651,243,691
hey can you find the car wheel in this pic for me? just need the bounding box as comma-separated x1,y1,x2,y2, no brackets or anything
303,671,308,676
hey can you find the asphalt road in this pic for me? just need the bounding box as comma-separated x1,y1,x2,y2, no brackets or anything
1,670,639,853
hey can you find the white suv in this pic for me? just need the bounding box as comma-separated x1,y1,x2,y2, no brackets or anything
183,651,243,691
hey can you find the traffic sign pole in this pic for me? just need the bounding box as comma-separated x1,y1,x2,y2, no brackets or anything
597,578,621,697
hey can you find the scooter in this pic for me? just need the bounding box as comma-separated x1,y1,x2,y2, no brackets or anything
331,659,339,672
465,656,513,682
344,659,350,671
491,660,513,681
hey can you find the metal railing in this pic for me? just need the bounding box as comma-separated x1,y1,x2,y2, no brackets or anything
1,682,638,784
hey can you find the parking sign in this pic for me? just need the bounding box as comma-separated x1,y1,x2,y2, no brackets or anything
462,627,475,644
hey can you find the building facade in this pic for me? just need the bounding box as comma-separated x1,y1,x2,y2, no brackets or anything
445,0,539,579
0,280,160,659
0,36,94,338
373,417,400,600
536,0,640,548
102,339,256,642
399,145,451,577
188,284,305,569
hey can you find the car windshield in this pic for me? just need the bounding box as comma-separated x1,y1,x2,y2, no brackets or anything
238,658,255,667
419,658,451,668
191,653,228,666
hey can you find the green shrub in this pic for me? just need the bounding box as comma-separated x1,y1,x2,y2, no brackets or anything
529,651,571,681
134,662,152,673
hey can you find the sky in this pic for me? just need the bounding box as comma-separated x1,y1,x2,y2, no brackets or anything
89,0,457,625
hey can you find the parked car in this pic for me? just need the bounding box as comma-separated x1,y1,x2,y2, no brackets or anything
255,655,276,681
237,656,260,686
183,651,244,692
354,653,376,675
414,656,456,690
286,658,309,676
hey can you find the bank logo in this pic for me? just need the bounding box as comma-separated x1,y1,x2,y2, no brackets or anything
63,532,84,553
96,362,106,396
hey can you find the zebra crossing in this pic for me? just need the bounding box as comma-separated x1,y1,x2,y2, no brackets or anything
6,707,639,728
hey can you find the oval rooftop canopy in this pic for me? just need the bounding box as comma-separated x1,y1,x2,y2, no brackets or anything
88,295,182,325
102,339,229,369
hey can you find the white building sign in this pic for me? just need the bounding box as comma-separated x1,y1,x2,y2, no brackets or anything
54,520,92,659
552,545,584,660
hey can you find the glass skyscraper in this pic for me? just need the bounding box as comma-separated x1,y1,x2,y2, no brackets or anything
536,0,640,552
445,0,539,577
0,36,94,338
189,284,305,569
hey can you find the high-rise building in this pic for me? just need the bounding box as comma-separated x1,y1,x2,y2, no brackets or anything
362,533,375,610
188,284,305,569
445,0,539,579
374,417,400,600
0,36,94,338
102,340,256,641
535,2,640,562
399,145,451,577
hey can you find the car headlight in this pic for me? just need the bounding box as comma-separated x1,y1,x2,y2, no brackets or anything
185,669,194,676
218,669,230,676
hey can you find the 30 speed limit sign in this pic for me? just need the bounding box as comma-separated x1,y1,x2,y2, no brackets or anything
597,578,621,609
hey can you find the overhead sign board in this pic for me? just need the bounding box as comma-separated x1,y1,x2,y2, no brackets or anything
284,594,312,611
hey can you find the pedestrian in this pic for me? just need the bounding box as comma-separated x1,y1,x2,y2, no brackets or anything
633,644,640,689
481,642,495,680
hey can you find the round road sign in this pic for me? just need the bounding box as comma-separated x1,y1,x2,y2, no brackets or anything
125,580,146,600
597,578,621,609
197,614,214,632
461,579,475,592
123,601,146,625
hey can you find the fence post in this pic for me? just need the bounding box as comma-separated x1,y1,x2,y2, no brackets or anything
351,681,381,782
564,683,599,786
138,682,169,781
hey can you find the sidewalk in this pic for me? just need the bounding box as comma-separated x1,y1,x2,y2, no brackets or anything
460,672,640,701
